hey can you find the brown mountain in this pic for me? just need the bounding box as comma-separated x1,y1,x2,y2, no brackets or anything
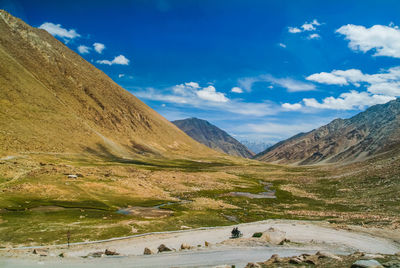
0,10,215,158
172,118,254,158
255,98,400,164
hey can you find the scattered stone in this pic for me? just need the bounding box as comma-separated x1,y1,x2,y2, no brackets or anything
87,251,104,258
32,249,48,256
205,241,211,247
143,247,153,255
304,255,319,265
245,262,261,268
260,227,286,245
316,251,343,261
278,238,290,245
264,254,283,264
363,254,385,259
395,252,400,256
59,252,68,258
67,174,78,179
180,243,191,250
157,244,172,253
289,256,303,264
382,260,400,267
351,259,384,268
104,248,119,256
180,225,191,229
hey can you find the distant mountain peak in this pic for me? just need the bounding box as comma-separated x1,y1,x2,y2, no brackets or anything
172,118,254,158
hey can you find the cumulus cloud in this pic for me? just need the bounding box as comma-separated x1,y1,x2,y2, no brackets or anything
279,43,287,48
93,42,105,54
288,19,321,34
231,87,243,93
77,45,90,54
303,90,395,110
39,22,80,40
307,66,400,96
306,72,348,85
337,24,400,58
118,74,125,78
282,102,302,110
197,86,229,102
97,55,130,65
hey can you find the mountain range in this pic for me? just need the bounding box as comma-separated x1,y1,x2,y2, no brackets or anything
255,98,400,164
0,10,215,159
172,118,254,158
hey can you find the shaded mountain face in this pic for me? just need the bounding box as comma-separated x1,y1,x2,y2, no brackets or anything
256,98,400,165
0,10,215,158
172,118,254,158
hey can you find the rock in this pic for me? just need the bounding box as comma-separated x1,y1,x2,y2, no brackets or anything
32,249,48,256
157,244,172,253
382,260,400,268
316,251,343,261
143,247,153,255
180,243,191,250
67,174,78,179
363,254,385,259
104,248,119,256
304,255,319,265
58,252,68,258
264,254,284,264
289,256,303,264
395,252,400,256
87,251,104,258
245,263,262,268
278,238,290,245
351,259,384,268
260,227,286,245
205,241,211,247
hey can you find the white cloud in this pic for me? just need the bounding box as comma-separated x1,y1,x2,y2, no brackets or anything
231,87,243,93
303,90,395,110
306,72,348,85
97,55,130,65
39,22,80,40
288,27,302,33
308,33,320,39
307,66,400,97
337,24,400,58
288,19,321,34
279,43,287,48
238,74,315,92
118,74,125,78
196,86,229,103
93,42,105,54
77,45,90,54
133,83,278,116
301,19,320,31
282,103,302,110
263,75,316,92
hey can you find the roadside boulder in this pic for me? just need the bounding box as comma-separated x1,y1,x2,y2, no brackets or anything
205,241,211,247
157,244,172,253
180,243,191,250
316,251,343,261
351,259,384,268
304,254,319,265
245,262,262,268
33,249,48,256
104,248,119,256
260,227,286,245
87,251,104,258
143,247,153,255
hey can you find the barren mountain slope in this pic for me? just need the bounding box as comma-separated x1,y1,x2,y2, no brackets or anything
255,98,400,164
172,118,254,158
0,10,215,158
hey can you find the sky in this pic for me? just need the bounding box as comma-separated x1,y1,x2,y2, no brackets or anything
2,0,400,144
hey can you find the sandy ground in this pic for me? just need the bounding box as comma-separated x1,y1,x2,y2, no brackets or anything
1,219,399,267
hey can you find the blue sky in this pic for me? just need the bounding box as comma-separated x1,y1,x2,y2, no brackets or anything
2,0,400,144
